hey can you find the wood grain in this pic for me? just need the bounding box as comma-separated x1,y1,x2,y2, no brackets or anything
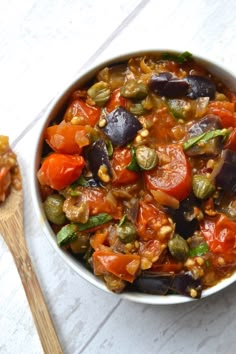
0,188,63,354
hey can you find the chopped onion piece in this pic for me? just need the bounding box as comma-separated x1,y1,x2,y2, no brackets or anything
151,189,180,209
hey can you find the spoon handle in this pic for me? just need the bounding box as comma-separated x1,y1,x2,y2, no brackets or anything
1,209,63,354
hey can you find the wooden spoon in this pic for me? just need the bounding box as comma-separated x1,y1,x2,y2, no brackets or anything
0,186,63,354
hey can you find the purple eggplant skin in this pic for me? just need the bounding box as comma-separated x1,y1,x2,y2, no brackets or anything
188,114,222,135
185,114,223,156
212,149,236,194
185,75,216,100
172,272,202,298
133,273,173,295
149,72,189,98
133,271,202,298
166,195,200,239
101,107,143,146
87,139,112,182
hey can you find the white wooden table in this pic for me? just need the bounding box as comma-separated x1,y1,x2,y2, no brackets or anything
1,1,236,353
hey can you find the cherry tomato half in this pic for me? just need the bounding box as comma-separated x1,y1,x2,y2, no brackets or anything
208,101,236,128
111,147,139,185
64,99,101,127
80,187,122,219
137,199,171,241
45,123,89,154
224,128,236,152
201,214,236,254
37,153,85,190
93,250,140,282
145,144,192,201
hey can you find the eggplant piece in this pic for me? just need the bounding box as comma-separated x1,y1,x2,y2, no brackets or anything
166,195,200,239
212,149,236,194
101,107,143,146
149,72,189,98
172,272,202,298
133,271,202,298
189,114,222,135
185,114,223,156
185,75,216,100
133,273,173,295
87,139,112,182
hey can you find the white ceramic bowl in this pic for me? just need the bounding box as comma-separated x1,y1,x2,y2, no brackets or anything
31,50,236,305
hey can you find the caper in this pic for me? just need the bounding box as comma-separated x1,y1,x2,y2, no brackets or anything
192,174,215,200
87,81,111,106
43,194,67,225
136,145,158,170
129,103,146,116
117,221,137,243
120,79,148,99
70,233,89,254
168,234,189,261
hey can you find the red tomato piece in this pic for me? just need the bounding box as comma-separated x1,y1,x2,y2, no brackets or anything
90,230,108,251
111,147,139,185
201,214,236,254
106,88,127,113
80,187,122,219
209,101,235,113
37,153,85,190
208,101,236,128
145,144,192,201
44,123,89,154
63,99,101,126
224,128,236,152
137,200,171,241
149,109,177,144
151,254,183,273
92,251,140,282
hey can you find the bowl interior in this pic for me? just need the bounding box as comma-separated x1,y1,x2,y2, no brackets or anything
31,49,236,305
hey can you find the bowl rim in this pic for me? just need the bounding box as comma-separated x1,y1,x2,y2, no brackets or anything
31,49,236,305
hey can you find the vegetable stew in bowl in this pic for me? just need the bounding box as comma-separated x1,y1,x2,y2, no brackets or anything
35,51,236,302
0,136,21,202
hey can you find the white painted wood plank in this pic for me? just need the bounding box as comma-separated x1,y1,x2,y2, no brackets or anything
0,0,142,141
92,0,236,74
82,285,236,354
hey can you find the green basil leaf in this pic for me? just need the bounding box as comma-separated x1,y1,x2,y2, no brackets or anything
177,51,193,63
162,51,192,64
77,213,113,231
126,147,141,172
57,224,78,246
183,129,229,151
189,243,209,257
